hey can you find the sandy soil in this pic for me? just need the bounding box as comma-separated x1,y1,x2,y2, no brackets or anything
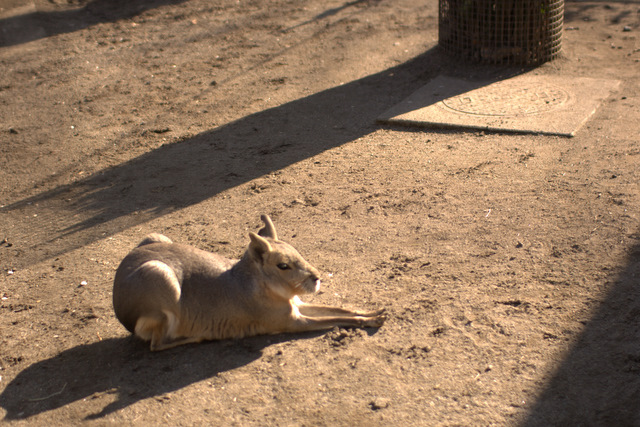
0,0,639,425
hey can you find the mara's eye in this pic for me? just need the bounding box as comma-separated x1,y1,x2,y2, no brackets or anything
277,263,290,270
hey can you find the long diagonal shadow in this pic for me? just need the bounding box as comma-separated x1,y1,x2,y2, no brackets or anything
1,49,518,269
523,234,640,425
0,0,188,47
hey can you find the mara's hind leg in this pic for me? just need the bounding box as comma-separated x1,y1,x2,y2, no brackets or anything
151,335,207,351
134,313,169,349
136,311,205,351
121,260,183,350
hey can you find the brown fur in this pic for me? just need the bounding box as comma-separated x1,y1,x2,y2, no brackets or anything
113,215,386,351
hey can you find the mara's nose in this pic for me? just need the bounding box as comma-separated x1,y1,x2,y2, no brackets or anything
309,268,320,282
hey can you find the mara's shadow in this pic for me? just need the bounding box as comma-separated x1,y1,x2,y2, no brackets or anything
1,48,522,269
523,235,640,425
0,333,311,420
0,0,188,47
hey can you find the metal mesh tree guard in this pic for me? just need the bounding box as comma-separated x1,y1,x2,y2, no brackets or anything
438,0,564,65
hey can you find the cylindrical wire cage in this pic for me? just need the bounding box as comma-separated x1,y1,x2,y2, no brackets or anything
438,0,564,65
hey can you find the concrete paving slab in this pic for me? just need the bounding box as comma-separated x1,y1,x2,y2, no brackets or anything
378,74,621,137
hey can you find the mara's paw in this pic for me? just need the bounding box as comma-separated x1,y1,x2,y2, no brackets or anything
363,313,386,328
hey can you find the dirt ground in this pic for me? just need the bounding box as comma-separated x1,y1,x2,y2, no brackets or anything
0,0,639,425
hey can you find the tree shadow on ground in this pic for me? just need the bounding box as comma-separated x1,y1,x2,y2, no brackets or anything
1,48,522,269
564,0,637,25
0,332,324,420
523,234,640,425
0,0,188,47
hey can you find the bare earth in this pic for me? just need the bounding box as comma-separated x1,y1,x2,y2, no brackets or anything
0,0,639,425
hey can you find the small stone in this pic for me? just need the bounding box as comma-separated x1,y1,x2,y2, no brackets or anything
623,26,632,32
369,397,390,410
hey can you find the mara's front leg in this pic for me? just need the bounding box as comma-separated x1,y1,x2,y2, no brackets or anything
285,311,386,333
297,304,385,318
295,299,385,318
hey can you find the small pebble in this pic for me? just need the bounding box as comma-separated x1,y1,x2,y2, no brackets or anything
369,397,390,410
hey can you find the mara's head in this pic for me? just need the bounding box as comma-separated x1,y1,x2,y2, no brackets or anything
247,215,321,300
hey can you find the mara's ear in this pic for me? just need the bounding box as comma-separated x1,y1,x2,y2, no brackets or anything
248,232,272,261
257,214,278,240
